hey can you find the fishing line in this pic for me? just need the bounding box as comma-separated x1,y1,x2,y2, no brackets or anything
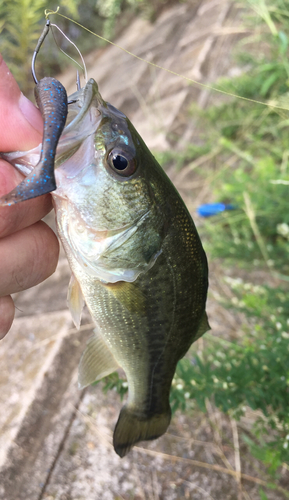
50,23,88,83
44,7,289,112
50,24,85,77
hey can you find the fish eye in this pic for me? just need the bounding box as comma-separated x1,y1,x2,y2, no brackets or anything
112,154,128,170
107,148,137,178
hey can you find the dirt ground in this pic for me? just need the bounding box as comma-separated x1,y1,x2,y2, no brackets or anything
0,1,288,499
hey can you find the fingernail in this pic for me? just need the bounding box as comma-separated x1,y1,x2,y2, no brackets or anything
19,92,43,133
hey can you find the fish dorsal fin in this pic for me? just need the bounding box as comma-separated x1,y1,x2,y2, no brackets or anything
67,274,85,329
78,329,120,389
195,311,211,341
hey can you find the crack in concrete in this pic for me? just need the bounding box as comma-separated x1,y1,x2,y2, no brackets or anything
37,389,87,500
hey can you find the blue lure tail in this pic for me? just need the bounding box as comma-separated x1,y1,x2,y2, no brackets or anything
0,77,67,206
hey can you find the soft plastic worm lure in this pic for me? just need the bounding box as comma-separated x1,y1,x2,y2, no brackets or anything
0,20,68,206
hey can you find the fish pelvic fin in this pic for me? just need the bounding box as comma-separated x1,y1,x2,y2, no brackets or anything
78,329,119,389
113,405,171,458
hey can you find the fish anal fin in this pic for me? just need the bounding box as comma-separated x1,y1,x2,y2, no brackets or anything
67,274,85,329
113,405,171,458
78,329,119,389
195,311,211,342
104,281,147,315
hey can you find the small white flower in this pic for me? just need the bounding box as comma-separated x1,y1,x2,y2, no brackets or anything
253,285,265,294
184,392,190,399
276,322,282,330
176,383,183,390
277,223,289,238
281,331,289,339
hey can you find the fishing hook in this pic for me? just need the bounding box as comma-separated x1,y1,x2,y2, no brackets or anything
31,19,85,99
31,20,50,85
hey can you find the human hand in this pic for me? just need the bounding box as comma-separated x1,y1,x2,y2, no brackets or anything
0,54,59,338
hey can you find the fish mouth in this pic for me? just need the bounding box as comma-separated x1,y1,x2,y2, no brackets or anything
58,79,103,148
54,79,103,180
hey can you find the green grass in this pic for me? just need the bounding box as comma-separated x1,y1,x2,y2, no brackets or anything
170,0,289,485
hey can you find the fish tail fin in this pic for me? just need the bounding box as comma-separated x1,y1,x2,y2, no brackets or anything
113,405,171,458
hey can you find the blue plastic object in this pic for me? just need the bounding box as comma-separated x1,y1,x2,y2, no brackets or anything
197,203,235,217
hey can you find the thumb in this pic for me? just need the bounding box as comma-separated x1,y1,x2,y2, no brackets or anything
0,54,43,151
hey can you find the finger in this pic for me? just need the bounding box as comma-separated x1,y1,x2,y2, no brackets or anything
0,220,59,296
0,295,15,339
0,160,53,238
0,54,43,151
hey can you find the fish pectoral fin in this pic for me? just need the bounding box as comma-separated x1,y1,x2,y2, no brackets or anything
113,406,171,458
103,281,147,315
67,274,85,329
78,329,119,389
195,311,211,341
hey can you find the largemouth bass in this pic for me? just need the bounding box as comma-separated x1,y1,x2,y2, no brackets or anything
2,78,209,457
